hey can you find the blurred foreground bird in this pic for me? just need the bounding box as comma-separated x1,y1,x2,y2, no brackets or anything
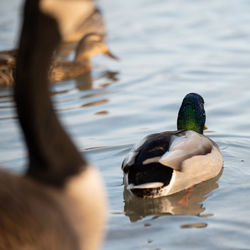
0,0,107,249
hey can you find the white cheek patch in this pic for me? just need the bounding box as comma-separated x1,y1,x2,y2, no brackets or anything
40,0,94,38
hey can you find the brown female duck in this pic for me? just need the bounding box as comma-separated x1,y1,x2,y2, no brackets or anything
0,32,117,87
49,32,118,82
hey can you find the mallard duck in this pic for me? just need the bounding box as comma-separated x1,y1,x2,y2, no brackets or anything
0,32,118,87
49,32,118,82
122,93,223,198
0,0,106,249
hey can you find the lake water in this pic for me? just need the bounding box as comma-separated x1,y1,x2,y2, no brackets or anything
1,0,250,249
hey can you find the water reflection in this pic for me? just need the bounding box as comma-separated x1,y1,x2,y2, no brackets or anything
96,71,120,82
50,70,119,113
75,72,93,90
124,171,222,222
95,110,109,115
81,98,109,108
75,70,119,91
180,222,207,229
0,89,15,120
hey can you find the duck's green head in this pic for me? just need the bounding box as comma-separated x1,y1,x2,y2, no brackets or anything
177,93,206,134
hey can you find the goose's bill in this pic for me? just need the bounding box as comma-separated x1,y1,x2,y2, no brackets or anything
204,124,208,130
103,49,119,60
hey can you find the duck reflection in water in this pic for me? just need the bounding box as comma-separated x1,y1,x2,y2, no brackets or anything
75,70,119,91
124,170,222,222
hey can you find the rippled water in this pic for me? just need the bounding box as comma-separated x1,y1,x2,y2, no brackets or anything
1,0,250,249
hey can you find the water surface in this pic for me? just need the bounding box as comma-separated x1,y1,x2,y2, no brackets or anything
1,0,250,249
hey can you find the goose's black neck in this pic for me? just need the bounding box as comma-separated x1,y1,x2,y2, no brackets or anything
14,0,87,187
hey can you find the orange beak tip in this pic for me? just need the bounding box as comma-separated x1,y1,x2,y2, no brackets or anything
104,50,119,61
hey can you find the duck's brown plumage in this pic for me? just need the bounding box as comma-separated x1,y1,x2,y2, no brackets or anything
0,32,117,87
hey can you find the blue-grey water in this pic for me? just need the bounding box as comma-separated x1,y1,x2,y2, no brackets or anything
1,0,250,249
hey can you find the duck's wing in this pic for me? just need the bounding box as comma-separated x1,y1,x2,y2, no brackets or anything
122,131,180,173
121,136,148,172
159,130,213,171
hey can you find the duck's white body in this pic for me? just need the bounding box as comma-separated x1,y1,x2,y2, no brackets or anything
122,130,223,198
